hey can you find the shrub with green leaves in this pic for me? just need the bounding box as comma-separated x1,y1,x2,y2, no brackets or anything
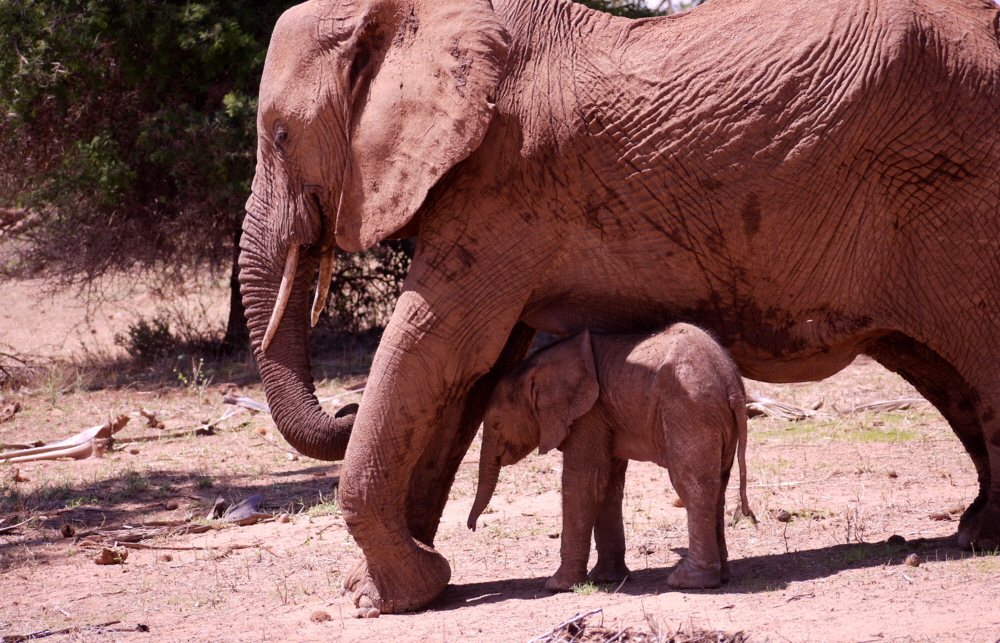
0,0,291,348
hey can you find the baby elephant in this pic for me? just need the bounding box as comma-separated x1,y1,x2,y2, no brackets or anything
468,324,752,591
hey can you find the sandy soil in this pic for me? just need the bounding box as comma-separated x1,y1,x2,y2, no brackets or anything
1,287,999,642
0,277,229,360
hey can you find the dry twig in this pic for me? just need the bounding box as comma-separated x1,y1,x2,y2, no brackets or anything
528,610,750,643
839,398,927,414
1,620,148,642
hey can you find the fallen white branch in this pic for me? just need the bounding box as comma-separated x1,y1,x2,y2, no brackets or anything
0,415,129,463
747,394,929,421
747,394,819,421
317,388,365,405
839,398,927,414
222,393,269,414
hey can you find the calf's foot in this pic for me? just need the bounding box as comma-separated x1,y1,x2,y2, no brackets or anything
667,557,721,589
546,565,589,592
958,494,1000,551
588,558,630,584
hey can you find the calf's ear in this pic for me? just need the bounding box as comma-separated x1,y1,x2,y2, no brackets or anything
534,331,599,454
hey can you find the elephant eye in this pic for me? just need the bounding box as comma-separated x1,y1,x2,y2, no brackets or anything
273,128,289,152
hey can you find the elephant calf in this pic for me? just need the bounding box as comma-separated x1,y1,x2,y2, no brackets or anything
468,324,752,591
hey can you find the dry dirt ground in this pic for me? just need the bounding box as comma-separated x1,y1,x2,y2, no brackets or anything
1,286,1000,642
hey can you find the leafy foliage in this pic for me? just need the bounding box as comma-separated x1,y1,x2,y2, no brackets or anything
0,0,289,283
322,241,414,333
0,0,296,351
575,0,703,17
576,0,666,17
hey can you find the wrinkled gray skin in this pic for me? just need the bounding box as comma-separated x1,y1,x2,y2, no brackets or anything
468,326,752,592
239,0,1000,613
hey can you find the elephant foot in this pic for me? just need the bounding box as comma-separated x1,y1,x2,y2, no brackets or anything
342,540,451,613
957,494,1000,551
667,557,721,590
588,557,630,584
545,565,589,593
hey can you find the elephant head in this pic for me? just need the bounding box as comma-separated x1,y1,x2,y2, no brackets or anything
468,331,600,530
238,0,510,460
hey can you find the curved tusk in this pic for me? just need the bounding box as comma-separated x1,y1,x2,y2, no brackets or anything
310,247,335,327
262,244,300,352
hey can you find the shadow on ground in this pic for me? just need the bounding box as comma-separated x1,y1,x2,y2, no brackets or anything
0,463,342,569
434,535,982,610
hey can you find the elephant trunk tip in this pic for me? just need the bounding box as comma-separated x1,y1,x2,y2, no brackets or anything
467,515,478,532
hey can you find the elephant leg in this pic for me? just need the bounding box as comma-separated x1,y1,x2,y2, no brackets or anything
664,424,725,590
866,332,993,549
340,285,528,614
547,419,612,592
405,322,536,545
667,474,723,589
588,457,630,584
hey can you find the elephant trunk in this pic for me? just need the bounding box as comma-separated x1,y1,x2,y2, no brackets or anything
239,208,353,461
468,438,501,531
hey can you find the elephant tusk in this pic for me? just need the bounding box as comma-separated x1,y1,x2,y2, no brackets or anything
262,244,300,352
310,247,335,327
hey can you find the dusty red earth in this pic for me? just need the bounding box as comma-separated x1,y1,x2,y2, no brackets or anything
1,285,999,642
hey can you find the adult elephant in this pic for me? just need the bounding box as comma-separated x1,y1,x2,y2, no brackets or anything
239,0,1000,614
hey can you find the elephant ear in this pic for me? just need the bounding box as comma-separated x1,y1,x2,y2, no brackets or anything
534,331,600,455
336,0,510,251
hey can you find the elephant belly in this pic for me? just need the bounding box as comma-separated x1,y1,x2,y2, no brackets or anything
521,285,881,385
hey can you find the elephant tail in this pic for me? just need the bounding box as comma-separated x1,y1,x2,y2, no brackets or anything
735,395,756,526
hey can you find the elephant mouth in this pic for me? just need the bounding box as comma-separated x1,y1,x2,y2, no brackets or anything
261,192,337,353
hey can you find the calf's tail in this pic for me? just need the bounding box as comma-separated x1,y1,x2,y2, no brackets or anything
735,395,756,525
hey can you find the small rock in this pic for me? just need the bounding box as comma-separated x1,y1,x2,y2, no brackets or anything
286,453,299,461
775,509,793,523
904,553,922,567
278,514,291,524
256,426,268,436
60,524,76,538
93,548,128,565
155,422,165,430
158,553,173,562
886,534,906,546
312,471,326,477
128,448,140,455
310,611,331,623
672,496,685,508
928,510,951,521
886,469,898,479
548,532,560,539
165,500,180,511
